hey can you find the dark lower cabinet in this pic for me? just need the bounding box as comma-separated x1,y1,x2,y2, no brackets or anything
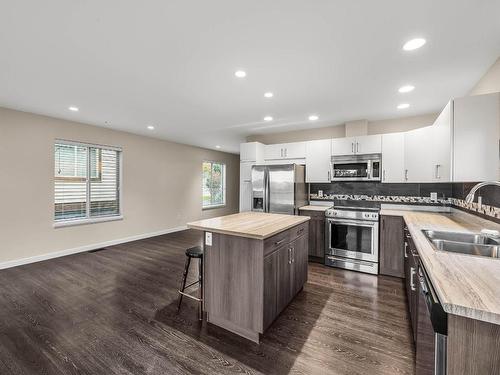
416,277,436,375
263,250,278,329
379,215,405,278
404,230,419,343
264,227,309,329
292,234,308,294
277,244,294,313
299,210,325,259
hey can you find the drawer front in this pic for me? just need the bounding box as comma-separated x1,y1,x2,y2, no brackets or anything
300,210,325,218
289,222,309,243
264,230,290,256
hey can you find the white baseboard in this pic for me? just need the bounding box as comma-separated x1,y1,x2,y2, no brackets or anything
0,225,188,270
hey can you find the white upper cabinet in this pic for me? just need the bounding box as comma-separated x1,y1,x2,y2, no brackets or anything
357,134,382,154
331,135,381,156
431,102,452,182
404,126,435,183
403,119,452,183
452,93,499,182
305,139,332,182
331,136,356,156
264,142,306,160
381,133,405,183
240,142,264,162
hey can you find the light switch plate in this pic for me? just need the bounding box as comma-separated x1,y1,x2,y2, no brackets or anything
205,232,212,246
430,192,437,202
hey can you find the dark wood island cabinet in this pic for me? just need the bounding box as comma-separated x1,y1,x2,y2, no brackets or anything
299,208,326,261
187,212,310,343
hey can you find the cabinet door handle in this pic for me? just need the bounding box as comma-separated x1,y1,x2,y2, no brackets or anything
285,148,287,157
275,239,286,246
404,242,408,258
356,142,359,153
351,143,354,153
383,170,386,181
410,267,416,291
327,170,330,181
288,248,292,264
435,164,441,179
291,247,295,263
280,148,283,157
405,169,408,181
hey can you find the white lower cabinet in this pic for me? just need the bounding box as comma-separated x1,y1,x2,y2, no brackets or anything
381,133,405,183
305,139,332,182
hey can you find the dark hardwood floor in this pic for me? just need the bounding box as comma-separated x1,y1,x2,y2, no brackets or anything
0,230,415,375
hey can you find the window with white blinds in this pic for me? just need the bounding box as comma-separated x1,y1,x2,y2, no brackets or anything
54,141,122,225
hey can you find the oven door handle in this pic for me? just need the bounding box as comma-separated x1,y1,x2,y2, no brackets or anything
327,218,378,227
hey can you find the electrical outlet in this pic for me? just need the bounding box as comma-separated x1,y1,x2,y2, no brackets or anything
205,232,212,246
430,192,437,202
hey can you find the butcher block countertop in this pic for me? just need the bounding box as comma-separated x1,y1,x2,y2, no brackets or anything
381,208,500,325
187,212,310,240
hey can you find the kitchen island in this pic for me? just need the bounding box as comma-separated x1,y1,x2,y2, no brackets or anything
187,212,310,343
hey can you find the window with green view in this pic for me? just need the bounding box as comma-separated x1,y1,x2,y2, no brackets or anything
202,161,226,208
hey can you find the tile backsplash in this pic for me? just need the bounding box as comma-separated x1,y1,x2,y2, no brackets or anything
310,182,500,222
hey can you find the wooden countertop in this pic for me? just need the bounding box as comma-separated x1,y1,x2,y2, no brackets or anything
298,205,331,212
187,212,310,240
381,208,500,325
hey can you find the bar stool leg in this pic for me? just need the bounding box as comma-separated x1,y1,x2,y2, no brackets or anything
198,257,203,321
177,256,191,310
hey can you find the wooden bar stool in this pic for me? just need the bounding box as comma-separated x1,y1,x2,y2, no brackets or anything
177,245,203,320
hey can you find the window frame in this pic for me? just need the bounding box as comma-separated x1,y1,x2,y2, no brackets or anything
202,160,226,210
53,139,123,228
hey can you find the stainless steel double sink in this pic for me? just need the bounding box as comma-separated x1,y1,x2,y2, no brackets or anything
422,230,500,258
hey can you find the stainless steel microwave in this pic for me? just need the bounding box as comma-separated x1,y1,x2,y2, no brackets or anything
330,154,381,181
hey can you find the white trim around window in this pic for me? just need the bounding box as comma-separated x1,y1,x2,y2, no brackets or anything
54,139,123,227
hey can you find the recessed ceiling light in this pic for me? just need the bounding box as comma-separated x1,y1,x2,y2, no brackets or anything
234,70,246,78
264,116,273,122
264,92,274,98
147,125,155,130
68,106,79,112
398,85,415,93
403,38,426,51
397,103,410,109
308,115,319,121
215,145,221,149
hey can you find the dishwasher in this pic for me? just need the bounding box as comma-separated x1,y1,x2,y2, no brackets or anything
416,259,448,375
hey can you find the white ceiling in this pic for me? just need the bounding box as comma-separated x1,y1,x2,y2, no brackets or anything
1,1,499,153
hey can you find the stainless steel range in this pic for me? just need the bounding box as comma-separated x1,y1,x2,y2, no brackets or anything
325,206,379,274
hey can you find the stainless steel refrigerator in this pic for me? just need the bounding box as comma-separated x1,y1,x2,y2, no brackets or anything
251,164,307,215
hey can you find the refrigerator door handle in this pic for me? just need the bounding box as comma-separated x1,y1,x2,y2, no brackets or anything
263,169,268,213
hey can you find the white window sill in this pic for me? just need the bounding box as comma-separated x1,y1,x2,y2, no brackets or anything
54,215,123,228
202,204,226,211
